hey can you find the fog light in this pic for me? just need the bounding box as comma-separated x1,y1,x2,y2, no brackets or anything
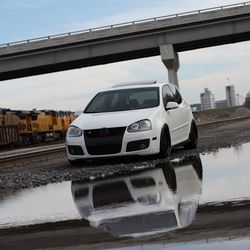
139,143,147,150
126,139,150,152
68,146,84,155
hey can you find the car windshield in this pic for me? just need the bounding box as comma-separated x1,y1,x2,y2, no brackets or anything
84,87,159,113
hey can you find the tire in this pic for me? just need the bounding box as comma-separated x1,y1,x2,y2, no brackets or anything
159,126,171,158
157,162,177,192
192,157,203,180
184,122,198,150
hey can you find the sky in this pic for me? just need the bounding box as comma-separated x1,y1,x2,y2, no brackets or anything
0,0,250,111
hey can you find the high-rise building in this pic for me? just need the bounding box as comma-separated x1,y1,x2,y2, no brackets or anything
225,85,236,107
236,94,245,106
200,88,215,110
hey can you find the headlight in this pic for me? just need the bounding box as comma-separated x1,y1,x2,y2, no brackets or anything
127,119,152,132
67,126,82,137
137,193,162,205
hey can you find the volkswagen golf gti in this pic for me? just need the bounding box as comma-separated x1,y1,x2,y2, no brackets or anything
66,81,197,165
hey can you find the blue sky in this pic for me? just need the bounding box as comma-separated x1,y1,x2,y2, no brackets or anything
0,0,250,110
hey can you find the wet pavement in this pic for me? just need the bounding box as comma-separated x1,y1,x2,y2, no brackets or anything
1,142,250,249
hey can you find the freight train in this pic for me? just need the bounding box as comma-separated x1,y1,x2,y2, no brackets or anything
0,108,75,147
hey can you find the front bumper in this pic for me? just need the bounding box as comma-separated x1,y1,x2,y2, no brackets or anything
66,129,161,160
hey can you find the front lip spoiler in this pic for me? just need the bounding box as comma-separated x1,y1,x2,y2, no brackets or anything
68,153,157,164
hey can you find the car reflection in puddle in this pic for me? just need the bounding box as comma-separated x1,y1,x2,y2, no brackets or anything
71,156,202,237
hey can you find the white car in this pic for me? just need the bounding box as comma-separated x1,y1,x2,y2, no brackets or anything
71,156,203,237
66,81,197,165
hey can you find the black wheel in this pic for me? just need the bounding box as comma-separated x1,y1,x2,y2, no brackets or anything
157,161,177,192
192,157,203,180
184,122,198,150
159,126,171,158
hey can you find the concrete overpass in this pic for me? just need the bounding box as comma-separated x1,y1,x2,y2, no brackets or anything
0,2,250,86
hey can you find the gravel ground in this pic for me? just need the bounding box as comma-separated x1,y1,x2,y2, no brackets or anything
0,118,250,193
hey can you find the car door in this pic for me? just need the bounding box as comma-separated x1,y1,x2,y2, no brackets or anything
162,85,180,145
168,85,190,142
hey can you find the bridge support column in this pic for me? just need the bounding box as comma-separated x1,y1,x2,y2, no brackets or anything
160,44,180,88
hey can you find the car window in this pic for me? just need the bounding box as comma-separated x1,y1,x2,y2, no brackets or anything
162,85,175,107
169,85,182,104
84,87,159,113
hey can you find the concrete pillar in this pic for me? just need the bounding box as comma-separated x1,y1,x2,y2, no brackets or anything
160,44,180,88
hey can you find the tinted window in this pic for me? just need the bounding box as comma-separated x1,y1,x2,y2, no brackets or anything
169,85,182,104
84,87,159,113
93,181,133,208
162,85,175,107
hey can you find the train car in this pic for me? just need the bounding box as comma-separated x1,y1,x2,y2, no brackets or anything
0,108,75,147
0,109,19,147
0,125,19,147
35,110,75,142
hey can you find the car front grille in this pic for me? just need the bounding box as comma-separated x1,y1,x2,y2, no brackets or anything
84,127,126,155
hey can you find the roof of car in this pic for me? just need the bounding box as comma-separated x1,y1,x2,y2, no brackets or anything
102,81,173,92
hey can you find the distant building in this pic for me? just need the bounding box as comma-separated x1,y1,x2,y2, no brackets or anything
246,92,250,108
225,85,236,107
215,100,228,109
190,103,202,112
236,94,245,106
200,88,215,110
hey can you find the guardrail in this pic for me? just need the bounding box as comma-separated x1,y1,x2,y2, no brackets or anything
0,1,249,48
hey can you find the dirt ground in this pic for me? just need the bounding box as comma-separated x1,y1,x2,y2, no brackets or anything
0,117,250,193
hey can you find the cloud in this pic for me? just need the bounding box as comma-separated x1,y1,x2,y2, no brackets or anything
180,41,250,67
180,64,250,103
179,41,250,103
0,57,167,110
61,0,241,33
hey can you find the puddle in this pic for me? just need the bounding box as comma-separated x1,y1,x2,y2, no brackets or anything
200,143,250,204
108,237,250,250
1,142,250,247
0,182,80,228
71,156,202,238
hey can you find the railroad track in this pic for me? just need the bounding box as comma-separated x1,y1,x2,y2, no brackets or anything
0,145,65,163
0,115,249,163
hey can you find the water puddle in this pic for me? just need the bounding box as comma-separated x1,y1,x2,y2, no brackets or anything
0,181,80,228
1,142,250,248
109,237,250,250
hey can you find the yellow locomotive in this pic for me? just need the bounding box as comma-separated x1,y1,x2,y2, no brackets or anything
0,109,75,147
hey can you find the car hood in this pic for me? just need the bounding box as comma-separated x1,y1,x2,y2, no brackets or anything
72,108,157,130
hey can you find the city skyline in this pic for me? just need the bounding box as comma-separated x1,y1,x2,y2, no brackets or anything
198,84,247,104
195,84,247,111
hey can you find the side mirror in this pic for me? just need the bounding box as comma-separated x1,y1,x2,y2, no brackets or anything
166,102,179,111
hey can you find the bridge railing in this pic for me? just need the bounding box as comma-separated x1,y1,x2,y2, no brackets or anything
0,1,250,48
